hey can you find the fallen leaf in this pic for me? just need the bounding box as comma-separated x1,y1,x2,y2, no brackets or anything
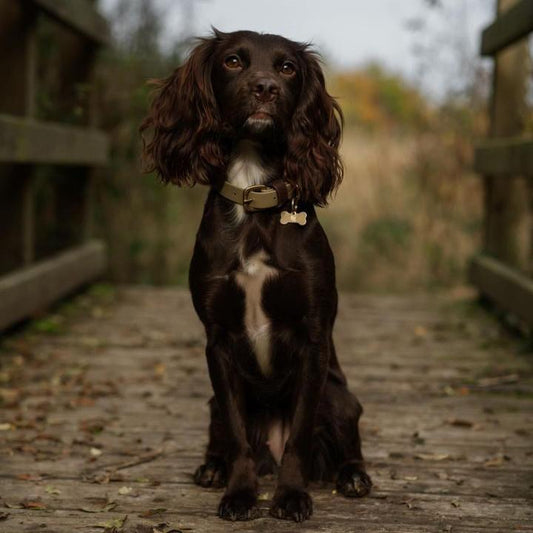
90,447,103,457
413,326,428,338
0,423,13,431
45,485,61,495
118,486,133,495
0,388,20,407
484,454,510,467
411,432,425,445
80,419,106,434
139,508,167,518
16,473,42,482
154,363,166,377
414,453,450,461
96,515,128,530
80,497,117,513
20,500,47,510
447,418,473,428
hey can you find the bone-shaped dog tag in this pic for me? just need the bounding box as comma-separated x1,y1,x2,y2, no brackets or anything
280,210,307,226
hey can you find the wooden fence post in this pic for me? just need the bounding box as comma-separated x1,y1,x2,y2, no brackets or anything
0,0,37,272
484,0,531,272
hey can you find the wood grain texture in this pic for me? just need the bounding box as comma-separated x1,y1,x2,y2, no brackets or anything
0,288,532,532
480,0,533,55
30,0,110,45
474,138,533,176
0,115,109,166
469,254,533,325
0,240,107,330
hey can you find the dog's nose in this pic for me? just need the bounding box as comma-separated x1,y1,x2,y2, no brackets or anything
251,77,280,103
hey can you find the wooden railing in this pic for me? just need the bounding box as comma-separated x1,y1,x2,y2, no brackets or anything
470,0,533,327
0,0,109,330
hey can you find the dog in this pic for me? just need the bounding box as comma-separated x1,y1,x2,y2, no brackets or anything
141,29,372,522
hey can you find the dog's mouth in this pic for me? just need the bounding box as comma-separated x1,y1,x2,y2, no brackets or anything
245,112,274,127
248,111,272,121
243,112,275,137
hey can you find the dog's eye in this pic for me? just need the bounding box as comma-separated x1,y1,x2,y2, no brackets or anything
224,55,242,69
280,61,296,76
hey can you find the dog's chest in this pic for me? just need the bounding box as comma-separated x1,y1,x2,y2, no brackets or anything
227,142,269,224
234,250,278,376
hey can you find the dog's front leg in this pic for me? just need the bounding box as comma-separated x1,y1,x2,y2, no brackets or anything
204,331,258,521
271,337,329,522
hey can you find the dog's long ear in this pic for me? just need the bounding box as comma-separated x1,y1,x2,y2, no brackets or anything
140,37,224,186
284,49,343,206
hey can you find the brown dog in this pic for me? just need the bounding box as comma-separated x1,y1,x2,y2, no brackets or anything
141,29,371,522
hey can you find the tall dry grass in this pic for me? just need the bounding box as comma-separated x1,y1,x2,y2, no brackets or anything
320,127,482,291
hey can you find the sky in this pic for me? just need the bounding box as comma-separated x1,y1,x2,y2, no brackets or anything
101,0,495,99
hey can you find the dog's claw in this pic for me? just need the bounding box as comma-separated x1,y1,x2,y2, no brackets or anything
337,464,372,498
194,459,227,488
218,489,257,521
270,487,313,522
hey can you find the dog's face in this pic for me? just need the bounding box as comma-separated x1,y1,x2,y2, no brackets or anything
210,32,303,140
141,30,343,205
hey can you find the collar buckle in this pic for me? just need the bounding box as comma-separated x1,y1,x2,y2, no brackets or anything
242,184,271,212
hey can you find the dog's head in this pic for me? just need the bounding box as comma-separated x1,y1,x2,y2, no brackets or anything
141,29,343,205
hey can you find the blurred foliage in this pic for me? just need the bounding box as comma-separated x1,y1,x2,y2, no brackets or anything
33,0,523,291
330,65,430,131
90,0,206,284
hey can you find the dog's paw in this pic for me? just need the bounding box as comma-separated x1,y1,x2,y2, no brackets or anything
270,486,313,522
193,459,227,488
336,463,372,498
218,488,258,521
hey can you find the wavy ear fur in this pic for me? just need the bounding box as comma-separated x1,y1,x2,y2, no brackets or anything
140,37,225,186
284,49,343,206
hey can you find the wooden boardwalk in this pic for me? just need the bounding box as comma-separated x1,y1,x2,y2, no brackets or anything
0,287,532,532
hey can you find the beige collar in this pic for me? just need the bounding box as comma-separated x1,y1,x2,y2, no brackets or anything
216,179,295,212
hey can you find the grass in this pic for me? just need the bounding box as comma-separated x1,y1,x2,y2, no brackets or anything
320,128,483,291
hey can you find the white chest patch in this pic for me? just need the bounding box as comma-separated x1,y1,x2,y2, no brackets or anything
235,250,278,375
227,141,269,224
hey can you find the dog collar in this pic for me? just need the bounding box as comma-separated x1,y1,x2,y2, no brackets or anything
216,179,295,212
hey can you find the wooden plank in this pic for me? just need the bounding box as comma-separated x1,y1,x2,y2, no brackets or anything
0,115,109,166
30,0,110,46
474,138,533,175
480,0,533,56
0,240,107,331
482,0,531,271
469,254,533,325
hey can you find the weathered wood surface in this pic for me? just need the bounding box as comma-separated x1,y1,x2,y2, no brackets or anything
0,115,109,166
480,0,533,55
0,287,532,532
469,254,533,326
474,138,533,176
0,240,107,331
30,0,110,46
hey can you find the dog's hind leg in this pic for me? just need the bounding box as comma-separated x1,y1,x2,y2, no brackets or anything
194,397,228,488
313,378,372,498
